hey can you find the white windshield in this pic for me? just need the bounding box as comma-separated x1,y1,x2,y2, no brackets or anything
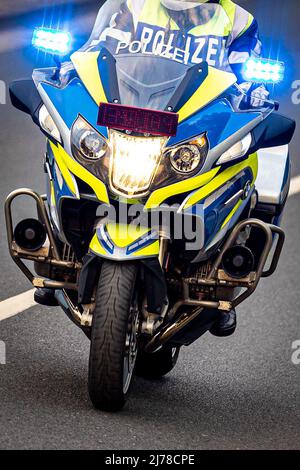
79,1,238,110
83,1,233,70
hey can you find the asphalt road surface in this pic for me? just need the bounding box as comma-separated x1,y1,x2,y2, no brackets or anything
0,1,299,450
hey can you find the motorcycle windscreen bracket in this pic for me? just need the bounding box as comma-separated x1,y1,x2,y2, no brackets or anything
98,103,179,137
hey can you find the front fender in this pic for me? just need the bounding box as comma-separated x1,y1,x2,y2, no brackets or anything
89,222,160,261
86,223,166,313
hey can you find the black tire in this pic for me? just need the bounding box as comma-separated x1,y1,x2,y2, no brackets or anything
88,261,139,411
135,345,180,380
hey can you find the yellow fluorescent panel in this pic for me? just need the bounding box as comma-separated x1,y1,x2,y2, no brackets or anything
132,240,160,258
178,68,237,123
106,223,150,248
145,167,219,209
221,199,243,229
71,51,107,105
183,153,258,210
50,142,109,203
89,233,107,255
89,225,159,258
49,142,78,196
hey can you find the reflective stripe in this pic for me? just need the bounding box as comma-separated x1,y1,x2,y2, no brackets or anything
106,223,150,248
100,27,131,43
49,141,78,197
220,0,253,42
50,142,110,204
233,5,253,40
97,7,132,43
145,167,219,210
90,233,107,256
220,0,236,25
238,11,254,38
183,153,258,210
221,199,243,229
229,50,250,64
127,0,145,28
253,39,262,57
132,240,160,258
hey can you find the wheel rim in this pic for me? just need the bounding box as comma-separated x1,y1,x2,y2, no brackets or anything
123,303,139,394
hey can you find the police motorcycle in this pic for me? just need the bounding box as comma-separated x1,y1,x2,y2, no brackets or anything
5,2,295,411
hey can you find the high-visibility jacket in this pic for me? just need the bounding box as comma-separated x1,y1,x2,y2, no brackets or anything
89,0,262,82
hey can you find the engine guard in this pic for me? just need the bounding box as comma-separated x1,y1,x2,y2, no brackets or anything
4,188,81,291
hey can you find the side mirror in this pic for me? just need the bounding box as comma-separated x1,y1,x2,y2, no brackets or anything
251,113,296,152
9,79,42,124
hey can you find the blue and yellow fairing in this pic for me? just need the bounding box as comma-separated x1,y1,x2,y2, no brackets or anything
35,50,263,260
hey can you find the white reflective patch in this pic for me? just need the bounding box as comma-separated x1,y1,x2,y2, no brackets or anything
229,51,250,64
0,290,36,322
253,40,262,56
232,5,252,40
55,163,64,190
128,0,146,28
100,27,132,44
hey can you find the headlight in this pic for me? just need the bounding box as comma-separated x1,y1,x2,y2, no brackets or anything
71,116,108,162
39,105,61,143
109,130,167,197
165,135,208,174
217,133,252,165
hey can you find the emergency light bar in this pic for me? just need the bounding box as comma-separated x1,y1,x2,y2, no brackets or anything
98,103,179,137
32,28,72,55
244,58,285,83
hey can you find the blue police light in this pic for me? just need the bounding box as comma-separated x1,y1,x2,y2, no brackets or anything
244,58,285,83
32,28,72,55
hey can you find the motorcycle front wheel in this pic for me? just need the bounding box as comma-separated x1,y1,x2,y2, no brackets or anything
88,261,139,412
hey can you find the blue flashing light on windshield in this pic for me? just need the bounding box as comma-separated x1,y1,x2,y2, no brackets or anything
32,28,72,55
244,58,285,83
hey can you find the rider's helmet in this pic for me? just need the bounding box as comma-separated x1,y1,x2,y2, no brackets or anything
160,0,211,10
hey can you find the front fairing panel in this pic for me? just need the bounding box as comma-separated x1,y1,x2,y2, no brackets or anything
33,36,270,259
90,223,160,261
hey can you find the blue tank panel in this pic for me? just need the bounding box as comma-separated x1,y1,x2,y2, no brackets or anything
168,99,261,148
183,167,254,248
41,78,108,137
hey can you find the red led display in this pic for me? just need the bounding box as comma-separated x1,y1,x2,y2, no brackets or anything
98,103,178,137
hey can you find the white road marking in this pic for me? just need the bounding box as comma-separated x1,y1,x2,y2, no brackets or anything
0,289,36,322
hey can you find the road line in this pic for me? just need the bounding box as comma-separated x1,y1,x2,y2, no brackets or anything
289,175,300,196
0,289,36,322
